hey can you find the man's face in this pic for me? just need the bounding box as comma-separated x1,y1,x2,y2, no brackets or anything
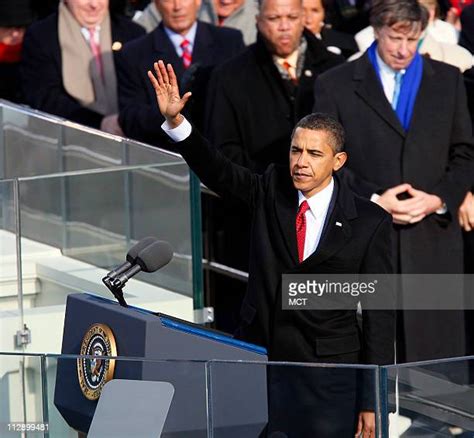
257,0,304,58
214,0,245,19
65,0,108,28
302,0,324,35
374,23,422,71
155,0,201,35
0,27,25,46
289,128,346,198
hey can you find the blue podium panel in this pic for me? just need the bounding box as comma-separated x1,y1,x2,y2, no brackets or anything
54,293,268,436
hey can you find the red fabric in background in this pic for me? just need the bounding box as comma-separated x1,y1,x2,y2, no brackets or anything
0,42,22,63
450,0,474,15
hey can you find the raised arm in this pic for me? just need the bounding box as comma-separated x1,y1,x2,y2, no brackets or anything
148,61,262,207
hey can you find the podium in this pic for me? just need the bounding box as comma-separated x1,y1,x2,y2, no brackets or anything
54,293,268,437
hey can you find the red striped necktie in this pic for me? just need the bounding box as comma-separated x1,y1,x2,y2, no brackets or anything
296,200,310,263
180,38,192,69
88,27,104,81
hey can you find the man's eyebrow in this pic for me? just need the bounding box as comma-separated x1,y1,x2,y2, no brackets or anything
307,147,324,154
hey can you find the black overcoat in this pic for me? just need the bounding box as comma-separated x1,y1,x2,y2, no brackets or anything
20,12,145,128
205,29,344,173
173,128,395,436
314,53,474,274
314,53,474,361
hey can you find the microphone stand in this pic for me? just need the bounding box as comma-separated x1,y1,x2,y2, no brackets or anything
102,275,128,307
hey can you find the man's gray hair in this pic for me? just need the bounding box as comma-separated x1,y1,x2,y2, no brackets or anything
257,0,303,11
291,113,345,153
370,0,429,31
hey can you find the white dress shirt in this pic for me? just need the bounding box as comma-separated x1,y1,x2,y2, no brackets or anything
162,117,192,141
298,179,334,261
164,22,198,57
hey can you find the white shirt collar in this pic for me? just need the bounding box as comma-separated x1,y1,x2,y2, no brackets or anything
81,25,101,44
375,48,406,76
164,21,198,55
298,177,334,219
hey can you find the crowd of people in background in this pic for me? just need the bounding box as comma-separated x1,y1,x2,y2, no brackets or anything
1,0,474,363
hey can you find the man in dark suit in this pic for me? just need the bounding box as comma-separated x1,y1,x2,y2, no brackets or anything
116,0,244,145
206,0,343,173
203,0,344,336
314,0,474,362
20,0,144,133
148,60,395,437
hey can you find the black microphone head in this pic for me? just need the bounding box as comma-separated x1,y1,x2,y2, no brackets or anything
126,237,157,263
136,241,174,273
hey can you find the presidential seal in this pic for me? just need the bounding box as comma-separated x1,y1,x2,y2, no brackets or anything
77,323,117,400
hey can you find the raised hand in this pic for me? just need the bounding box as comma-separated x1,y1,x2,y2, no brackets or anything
147,60,192,128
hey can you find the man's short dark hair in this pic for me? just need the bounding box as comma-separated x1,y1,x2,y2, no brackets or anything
292,113,345,153
370,0,429,31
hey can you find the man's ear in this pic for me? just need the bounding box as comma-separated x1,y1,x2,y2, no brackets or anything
373,26,380,40
333,151,347,172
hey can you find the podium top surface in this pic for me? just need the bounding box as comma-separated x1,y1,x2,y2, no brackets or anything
79,294,267,356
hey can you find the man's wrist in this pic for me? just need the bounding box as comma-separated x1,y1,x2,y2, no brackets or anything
166,114,184,129
431,195,446,215
161,116,192,142
435,201,448,215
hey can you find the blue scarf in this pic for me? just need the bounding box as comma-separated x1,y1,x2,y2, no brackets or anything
367,41,423,131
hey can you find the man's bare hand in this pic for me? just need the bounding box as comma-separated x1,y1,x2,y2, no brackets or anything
459,191,474,232
100,114,124,136
405,186,443,219
147,60,192,128
375,184,443,225
375,184,419,224
355,410,375,438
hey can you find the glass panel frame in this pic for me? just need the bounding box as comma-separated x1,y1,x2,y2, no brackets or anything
206,359,381,438
381,356,474,437
1,101,204,344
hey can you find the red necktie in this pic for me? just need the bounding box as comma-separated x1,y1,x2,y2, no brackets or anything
296,200,310,263
180,38,192,69
88,27,104,81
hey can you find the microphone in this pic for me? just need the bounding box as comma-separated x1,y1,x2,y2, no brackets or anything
112,240,174,288
106,237,157,279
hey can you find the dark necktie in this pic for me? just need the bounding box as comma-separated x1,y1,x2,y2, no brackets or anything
296,200,310,263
